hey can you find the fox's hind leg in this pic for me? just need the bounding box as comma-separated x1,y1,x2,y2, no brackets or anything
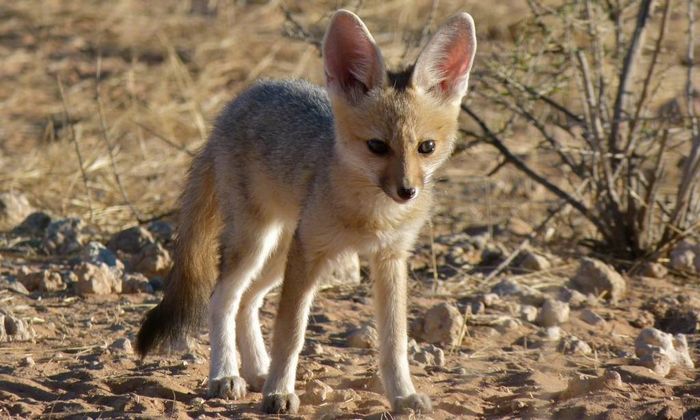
207,216,284,400
236,227,293,392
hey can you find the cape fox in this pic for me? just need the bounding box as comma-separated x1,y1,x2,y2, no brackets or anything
137,9,476,415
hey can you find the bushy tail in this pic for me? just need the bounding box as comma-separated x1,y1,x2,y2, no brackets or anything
136,151,221,357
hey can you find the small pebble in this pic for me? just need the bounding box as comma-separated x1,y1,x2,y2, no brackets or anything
109,337,133,355
541,326,561,341
537,299,570,327
520,305,538,323
580,308,606,326
346,324,378,349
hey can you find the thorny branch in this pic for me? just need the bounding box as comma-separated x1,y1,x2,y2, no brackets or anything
465,0,699,259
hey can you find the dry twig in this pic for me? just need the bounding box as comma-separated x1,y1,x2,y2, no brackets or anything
56,76,94,222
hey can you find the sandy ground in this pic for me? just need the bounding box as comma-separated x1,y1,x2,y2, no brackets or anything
1,155,700,419
2,1,700,418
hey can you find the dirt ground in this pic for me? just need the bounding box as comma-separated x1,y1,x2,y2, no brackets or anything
2,1,700,419
2,153,700,418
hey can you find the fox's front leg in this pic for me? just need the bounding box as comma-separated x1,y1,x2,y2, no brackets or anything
371,248,433,414
261,236,321,414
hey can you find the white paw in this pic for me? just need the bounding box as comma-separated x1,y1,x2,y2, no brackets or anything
207,376,248,400
262,392,300,414
393,393,433,414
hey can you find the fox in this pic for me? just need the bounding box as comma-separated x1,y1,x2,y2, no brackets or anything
136,9,476,415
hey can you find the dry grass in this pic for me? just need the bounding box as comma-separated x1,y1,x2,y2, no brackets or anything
0,0,526,233
0,0,695,249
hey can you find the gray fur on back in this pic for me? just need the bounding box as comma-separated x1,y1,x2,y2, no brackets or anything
210,79,335,183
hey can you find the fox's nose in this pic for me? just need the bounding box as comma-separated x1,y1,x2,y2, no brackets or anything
397,186,416,200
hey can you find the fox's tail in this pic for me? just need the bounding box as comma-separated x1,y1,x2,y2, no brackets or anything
136,151,221,357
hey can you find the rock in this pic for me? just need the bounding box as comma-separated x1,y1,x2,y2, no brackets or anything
129,243,172,278
0,311,35,342
61,271,78,288
407,338,421,354
634,328,694,377
16,268,65,292
541,326,561,341
537,299,570,327
580,309,606,326
346,324,378,349
670,241,700,273
182,352,205,365
302,341,324,356
80,242,124,272
559,288,595,308
302,380,333,404
0,275,30,295
493,316,522,333
520,305,538,323
431,346,446,367
517,250,551,272
630,310,655,329
491,278,544,305
109,338,133,355
638,261,668,279
570,258,626,303
615,365,666,384
0,191,34,230
324,253,361,286
639,352,672,377
412,344,445,367
11,211,52,236
466,299,485,315
560,370,623,399
558,336,592,355
75,262,122,295
419,302,463,346
43,218,86,255
481,293,500,307
108,226,155,254
656,306,700,334
147,220,174,243
20,356,35,367
122,273,153,294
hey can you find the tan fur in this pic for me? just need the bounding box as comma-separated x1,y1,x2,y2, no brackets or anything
137,9,476,415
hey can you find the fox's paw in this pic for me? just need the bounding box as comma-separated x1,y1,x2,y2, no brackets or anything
262,392,300,414
242,373,267,393
207,376,248,400
393,393,433,414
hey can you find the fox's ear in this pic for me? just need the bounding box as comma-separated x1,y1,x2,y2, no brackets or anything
412,13,477,103
323,10,385,102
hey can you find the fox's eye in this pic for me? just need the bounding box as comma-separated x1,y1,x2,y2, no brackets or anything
367,139,390,155
418,140,436,155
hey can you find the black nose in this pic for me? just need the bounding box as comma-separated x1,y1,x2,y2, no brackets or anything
397,187,416,200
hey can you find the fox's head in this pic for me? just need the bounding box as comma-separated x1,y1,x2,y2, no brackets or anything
323,10,476,204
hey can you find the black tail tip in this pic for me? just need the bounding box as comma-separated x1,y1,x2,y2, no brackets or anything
136,305,166,358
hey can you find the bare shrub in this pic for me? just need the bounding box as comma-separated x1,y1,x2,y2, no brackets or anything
462,0,700,260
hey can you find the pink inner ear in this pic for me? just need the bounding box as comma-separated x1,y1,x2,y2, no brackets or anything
324,15,378,94
437,35,471,93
